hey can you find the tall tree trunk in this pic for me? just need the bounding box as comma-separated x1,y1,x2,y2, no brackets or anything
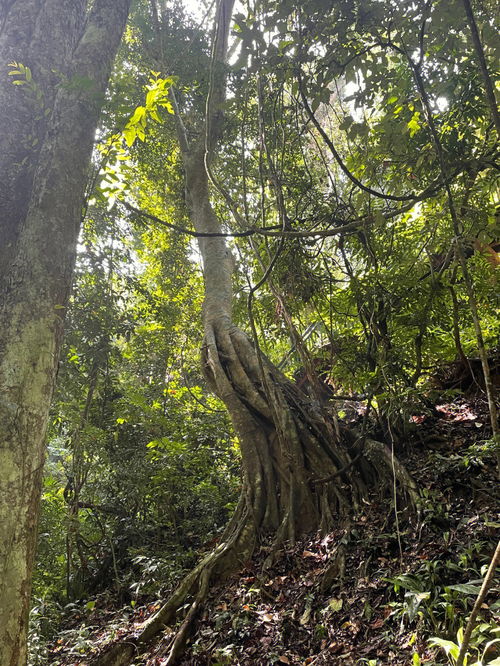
187,144,359,541
183,0,415,546
0,2,130,664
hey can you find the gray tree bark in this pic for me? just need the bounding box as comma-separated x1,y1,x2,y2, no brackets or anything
0,2,130,664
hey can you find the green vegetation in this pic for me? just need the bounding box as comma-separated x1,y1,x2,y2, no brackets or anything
0,0,498,664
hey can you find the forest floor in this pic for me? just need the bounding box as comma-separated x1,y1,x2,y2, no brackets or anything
47,393,499,666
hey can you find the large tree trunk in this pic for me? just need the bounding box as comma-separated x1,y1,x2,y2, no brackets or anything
0,2,130,664
186,153,416,546
188,147,359,541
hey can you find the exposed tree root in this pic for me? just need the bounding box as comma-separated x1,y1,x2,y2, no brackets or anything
93,496,256,665
93,324,418,666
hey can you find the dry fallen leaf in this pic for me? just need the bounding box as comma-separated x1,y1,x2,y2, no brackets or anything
328,597,343,612
300,606,312,625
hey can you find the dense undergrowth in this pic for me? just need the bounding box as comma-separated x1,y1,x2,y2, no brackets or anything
30,393,499,666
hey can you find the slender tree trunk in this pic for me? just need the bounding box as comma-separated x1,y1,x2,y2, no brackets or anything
0,2,130,664
65,362,99,599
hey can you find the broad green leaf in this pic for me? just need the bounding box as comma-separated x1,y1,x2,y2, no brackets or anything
127,105,146,126
123,127,136,147
429,637,460,660
448,584,482,595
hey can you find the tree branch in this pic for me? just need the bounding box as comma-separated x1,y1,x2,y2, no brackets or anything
122,201,367,239
205,0,235,153
298,76,419,203
461,0,500,134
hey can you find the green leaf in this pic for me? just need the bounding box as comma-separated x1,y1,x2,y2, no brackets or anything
127,105,146,127
158,99,174,114
145,89,157,108
123,127,136,147
385,575,423,592
429,637,460,660
448,583,482,595
311,96,321,113
278,39,294,52
407,112,421,137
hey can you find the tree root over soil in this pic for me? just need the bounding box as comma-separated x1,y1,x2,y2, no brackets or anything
92,324,419,666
